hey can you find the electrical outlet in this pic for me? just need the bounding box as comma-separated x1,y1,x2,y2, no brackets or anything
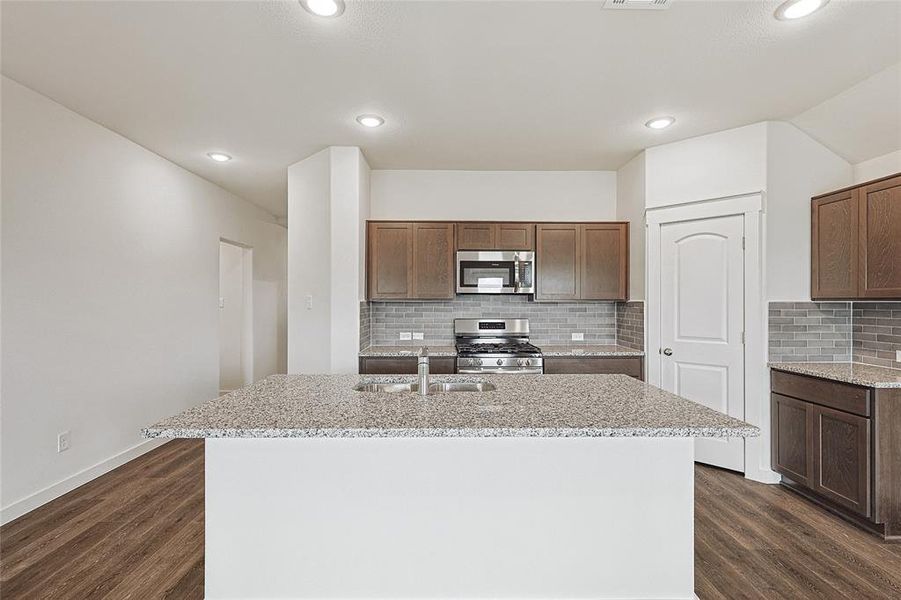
896,350,901,363
58,431,71,453
399,332,412,340
218,297,225,309
305,294,313,310
571,332,585,341
412,332,424,340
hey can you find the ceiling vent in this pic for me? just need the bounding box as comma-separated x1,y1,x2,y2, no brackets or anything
603,0,672,9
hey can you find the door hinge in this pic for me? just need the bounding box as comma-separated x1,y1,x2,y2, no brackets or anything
741,236,746,250
741,331,746,344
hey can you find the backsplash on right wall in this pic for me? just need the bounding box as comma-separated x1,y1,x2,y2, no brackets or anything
769,301,901,369
852,302,901,369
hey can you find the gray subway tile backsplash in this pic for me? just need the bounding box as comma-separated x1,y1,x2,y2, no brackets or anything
769,301,900,369
361,296,644,349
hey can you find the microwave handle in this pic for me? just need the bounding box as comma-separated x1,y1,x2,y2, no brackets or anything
513,255,521,293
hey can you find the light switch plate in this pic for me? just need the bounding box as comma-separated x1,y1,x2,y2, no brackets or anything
572,332,585,341
399,332,412,340
305,294,313,310
412,332,424,340
896,350,901,363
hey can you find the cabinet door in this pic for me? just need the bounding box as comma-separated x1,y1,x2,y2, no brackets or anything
412,223,455,299
581,223,628,300
771,393,814,487
368,222,412,300
535,224,581,300
456,222,496,250
811,190,859,299
858,175,901,298
812,404,871,517
496,223,535,250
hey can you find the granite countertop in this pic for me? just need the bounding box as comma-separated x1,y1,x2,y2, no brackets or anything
359,345,644,358
540,345,644,357
769,362,901,389
359,346,458,357
144,374,757,439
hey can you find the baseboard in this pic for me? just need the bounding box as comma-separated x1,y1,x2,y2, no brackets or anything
744,466,782,485
1,437,169,525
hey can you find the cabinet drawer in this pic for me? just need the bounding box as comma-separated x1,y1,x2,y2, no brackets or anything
543,357,643,379
359,357,455,375
771,370,870,417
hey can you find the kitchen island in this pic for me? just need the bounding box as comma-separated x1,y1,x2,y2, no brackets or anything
145,374,757,600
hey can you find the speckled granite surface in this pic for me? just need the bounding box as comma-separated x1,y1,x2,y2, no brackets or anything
144,374,757,439
359,346,458,357
540,345,644,357
769,362,901,389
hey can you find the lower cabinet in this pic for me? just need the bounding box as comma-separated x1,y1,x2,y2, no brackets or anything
770,369,900,540
359,356,455,375
543,356,643,380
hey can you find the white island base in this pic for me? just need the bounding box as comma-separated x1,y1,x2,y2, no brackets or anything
205,436,695,599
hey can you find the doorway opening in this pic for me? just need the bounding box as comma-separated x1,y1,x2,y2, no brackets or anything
219,239,254,394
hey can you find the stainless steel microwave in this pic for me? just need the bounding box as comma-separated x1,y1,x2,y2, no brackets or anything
456,251,535,294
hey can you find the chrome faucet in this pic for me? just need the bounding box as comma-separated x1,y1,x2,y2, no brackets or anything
417,346,430,396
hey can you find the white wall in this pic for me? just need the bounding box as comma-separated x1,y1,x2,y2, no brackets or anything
615,153,646,301
287,147,369,374
853,149,901,183
1,77,287,522
645,123,768,209
370,170,616,221
766,122,853,301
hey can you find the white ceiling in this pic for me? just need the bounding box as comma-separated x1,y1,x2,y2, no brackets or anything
2,0,899,217
790,62,901,164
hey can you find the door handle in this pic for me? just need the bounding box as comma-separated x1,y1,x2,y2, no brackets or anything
662,348,673,356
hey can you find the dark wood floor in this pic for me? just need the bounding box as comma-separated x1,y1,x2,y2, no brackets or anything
2,440,900,599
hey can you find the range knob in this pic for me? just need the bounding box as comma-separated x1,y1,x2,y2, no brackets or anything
496,359,503,366
475,358,483,366
517,358,526,366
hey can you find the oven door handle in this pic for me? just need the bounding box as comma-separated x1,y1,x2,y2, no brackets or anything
457,367,543,375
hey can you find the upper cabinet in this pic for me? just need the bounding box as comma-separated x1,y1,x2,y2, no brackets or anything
811,174,900,300
811,189,858,299
457,222,535,250
535,223,629,301
859,176,901,298
368,222,454,300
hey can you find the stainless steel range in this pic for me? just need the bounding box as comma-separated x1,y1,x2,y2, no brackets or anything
454,318,543,374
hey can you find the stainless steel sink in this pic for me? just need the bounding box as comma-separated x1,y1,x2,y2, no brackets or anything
427,382,496,393
352,382,416,393
352,381,496,393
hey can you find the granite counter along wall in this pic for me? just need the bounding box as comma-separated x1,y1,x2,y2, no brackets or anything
768,301,901,369
359,297,645,350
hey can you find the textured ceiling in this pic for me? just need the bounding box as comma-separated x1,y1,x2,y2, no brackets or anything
2,0,899,217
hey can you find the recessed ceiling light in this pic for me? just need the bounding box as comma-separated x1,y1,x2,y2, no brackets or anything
300,0,345,17
645,116,675,130
356,114,385,128
207,152,232,162
774,0,829,20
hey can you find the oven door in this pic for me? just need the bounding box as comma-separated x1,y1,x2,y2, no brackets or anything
456,251,534,294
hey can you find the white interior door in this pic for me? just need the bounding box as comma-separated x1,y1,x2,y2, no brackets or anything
659,215,745,472
219,241,246,393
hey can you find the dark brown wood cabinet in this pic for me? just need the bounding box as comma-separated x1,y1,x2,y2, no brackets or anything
771,368,901,540
535,223,628,301
859,175,901,298
367,222,413,300
359,356,455,375
811,173,900,300
811,189,858,299
456,222,535,250
367,222,454,300
412,223,455,298
543,356,643,380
